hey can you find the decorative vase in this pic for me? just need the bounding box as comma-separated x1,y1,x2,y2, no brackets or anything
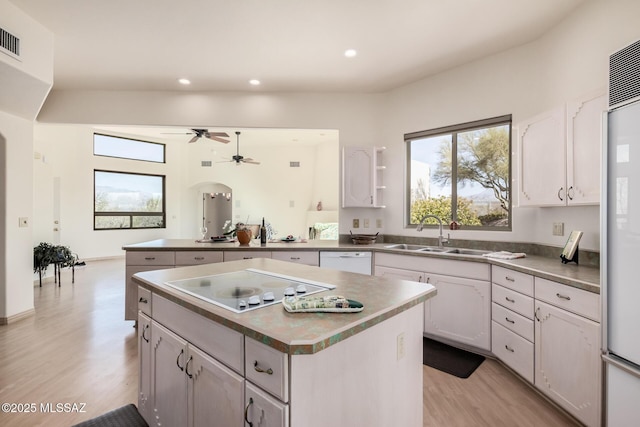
317,201,323,211
236,229,252,245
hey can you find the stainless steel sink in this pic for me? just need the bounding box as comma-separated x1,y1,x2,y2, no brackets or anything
384,243,490,256
444,248,492,256
384,244,431,251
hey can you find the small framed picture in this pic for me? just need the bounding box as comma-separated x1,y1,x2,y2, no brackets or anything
561,230,583,264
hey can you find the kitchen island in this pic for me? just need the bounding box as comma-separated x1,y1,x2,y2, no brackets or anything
133,258,436,427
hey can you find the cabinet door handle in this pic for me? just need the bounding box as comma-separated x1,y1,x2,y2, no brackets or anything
244,397,254,427
142,324,149,343
505,276,515,282
176,349,185,372
567,186,574,200
144,257,155,261
425,277,431,284
253,360,273,375
505,317,515,324
194,257,205,261
290,257,300,260
557,187,564,201
505,345,515,353
505,296,515,303
243,256,253,260
556,293,571,301
185,356,193,379
138,297,148,304
534,307,541,322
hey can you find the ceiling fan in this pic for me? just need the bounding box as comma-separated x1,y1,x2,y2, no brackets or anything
163,128,230,144
222,131,260,165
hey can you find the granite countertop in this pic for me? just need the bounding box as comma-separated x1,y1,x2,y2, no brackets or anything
132,258,436,355
125,239,600,293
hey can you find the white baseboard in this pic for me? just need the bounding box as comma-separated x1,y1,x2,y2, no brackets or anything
0,308,35,325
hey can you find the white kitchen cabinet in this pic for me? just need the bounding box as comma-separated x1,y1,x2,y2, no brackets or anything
137,313,152,424
374,253,491,351
223,251,272,262
271,251,319,266
518,91,606,207
342,146,385,208
150,321,245,427
125,251,174,321
490,266,535,383
423,273,491,351
245,382,288,427
534,281,601,427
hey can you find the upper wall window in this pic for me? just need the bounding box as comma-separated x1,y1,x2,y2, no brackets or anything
406,115,512,231
94,170,166,230
94,133,165,163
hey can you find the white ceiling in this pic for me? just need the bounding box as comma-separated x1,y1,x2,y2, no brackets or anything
10,0,585,93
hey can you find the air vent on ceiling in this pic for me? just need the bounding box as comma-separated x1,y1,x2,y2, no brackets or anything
289,161,300,167
609,38,640,109
201,161,212,167
0,27,20,59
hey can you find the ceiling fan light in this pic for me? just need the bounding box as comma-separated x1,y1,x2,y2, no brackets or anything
249,79,261,86
178,78,191,85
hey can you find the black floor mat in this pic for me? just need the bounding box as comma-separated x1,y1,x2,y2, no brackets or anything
423,337,485,378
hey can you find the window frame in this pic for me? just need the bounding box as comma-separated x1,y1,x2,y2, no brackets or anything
93,133,166,163
93,169,166,230
405,115,512,231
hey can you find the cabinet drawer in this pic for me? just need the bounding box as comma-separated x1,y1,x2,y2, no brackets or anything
126,251,175,266
223,251,272,262
245,382,289,427
175,251,223,266
492,266,534,296
153,294,244,374
137,286,152,316
374,253,490,281
492,283,534,319
492,302,533,342
492,321,534,383
272,251,319,266
245,337,289,403
535,277,600,322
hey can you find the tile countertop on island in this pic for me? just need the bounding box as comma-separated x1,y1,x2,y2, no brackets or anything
132,258,437,355
124,239,600,294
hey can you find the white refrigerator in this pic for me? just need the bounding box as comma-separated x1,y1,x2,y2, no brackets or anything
603,93,640,426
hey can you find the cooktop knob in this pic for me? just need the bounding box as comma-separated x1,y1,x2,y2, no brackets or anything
284,287,295,296
263,291,275,301
238,300,247,308
248,295,261,305
296,284,307,293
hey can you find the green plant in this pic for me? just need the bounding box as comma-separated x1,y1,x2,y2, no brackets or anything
33,243,78,287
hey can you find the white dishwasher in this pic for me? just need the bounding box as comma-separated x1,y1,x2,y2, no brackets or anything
319,251,372,275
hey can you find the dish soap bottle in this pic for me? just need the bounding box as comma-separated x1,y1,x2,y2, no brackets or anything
260,218,267,246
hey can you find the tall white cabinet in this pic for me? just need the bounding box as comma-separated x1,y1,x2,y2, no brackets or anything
518,91,605,207
342,146,385,208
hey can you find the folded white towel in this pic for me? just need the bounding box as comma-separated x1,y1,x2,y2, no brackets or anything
482,251,526,260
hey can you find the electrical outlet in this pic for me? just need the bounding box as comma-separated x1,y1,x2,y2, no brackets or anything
397,333,405,360
376,218,383,228
553,222,564,236
352,219,360,228
363,218,370,228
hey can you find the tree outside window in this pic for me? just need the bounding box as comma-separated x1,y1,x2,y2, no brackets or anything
406,115,511,230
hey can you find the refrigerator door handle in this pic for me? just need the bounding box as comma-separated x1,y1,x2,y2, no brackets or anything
603,354,640,379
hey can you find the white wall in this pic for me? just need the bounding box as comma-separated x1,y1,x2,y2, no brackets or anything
380,0,640,251
30,0,640,254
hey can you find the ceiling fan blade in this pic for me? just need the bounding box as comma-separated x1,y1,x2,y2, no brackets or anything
243,159,260,165
206,135,230,143
188,135,200,143
209,132,229,137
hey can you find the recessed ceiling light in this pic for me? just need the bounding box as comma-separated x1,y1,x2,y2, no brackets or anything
249,79,261,86
178,78,191,85
344,49,357,58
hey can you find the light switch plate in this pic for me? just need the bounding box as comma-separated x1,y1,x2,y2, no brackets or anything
553,222,564,236
352,219,360,228
18,217,28,228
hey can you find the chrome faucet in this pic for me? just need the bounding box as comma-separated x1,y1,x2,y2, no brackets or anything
416,215,450,248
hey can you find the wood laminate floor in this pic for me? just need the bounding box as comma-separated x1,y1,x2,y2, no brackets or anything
0,259,579,427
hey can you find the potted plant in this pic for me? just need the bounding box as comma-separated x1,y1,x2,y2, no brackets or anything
33,242,55,287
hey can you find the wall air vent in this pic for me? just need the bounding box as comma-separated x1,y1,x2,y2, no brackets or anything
289,161,300,167
0,27,20,59
201,161,212,167
609,38,640,109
